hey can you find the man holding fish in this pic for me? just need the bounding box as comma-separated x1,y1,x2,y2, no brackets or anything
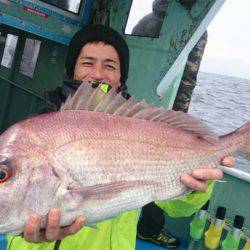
2,25,238,250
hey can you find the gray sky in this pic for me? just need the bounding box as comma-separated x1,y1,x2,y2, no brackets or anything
200,0,250,79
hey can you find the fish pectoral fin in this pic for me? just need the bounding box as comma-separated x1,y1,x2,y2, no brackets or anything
70,180,157,199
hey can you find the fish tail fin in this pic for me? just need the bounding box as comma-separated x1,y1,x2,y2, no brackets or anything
220,122,250,160
235,122,250,160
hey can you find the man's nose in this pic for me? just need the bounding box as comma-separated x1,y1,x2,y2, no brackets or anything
91,65,105,81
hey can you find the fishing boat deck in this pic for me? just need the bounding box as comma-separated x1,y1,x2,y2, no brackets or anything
136,239,188,250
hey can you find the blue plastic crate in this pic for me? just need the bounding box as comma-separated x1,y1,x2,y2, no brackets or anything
0,234,7,250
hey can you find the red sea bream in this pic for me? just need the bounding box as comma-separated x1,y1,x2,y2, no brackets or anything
0,82,249,235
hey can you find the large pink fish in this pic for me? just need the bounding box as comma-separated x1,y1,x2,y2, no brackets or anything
0,82,249,235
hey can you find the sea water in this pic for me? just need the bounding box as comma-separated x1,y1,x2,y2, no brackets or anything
189,72,250,173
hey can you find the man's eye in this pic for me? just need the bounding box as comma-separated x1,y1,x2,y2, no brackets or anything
82,62,93,66
106,65,116,70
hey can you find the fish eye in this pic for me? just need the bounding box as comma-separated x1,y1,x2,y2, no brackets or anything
0,164,11,183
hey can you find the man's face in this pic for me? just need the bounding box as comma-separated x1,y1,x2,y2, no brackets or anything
73,41,121,89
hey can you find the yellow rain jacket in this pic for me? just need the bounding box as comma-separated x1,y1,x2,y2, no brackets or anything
7,182,214,250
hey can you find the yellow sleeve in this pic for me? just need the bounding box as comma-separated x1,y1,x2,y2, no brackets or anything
155,181,214,218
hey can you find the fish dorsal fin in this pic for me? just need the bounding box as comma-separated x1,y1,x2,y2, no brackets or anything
60,82,95,110
61,81,218,144
123,99,147,117
95,89,120,113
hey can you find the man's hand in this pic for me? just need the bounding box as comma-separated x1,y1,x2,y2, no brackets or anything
180,156,235,192
24,206,85,243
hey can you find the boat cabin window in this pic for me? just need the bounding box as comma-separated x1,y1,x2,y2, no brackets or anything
125,0,168,38
19,38,41,78
1,34,18,69
39,0,83,14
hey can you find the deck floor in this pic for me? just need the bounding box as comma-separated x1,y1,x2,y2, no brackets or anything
136,239,188,250
0,235,189,250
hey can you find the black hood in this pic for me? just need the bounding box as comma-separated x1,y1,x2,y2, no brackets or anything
65,24,129,85
152,0,168,17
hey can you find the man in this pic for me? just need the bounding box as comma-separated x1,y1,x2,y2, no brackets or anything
132,0,168,38
131,2,207,246
7,25,234,250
